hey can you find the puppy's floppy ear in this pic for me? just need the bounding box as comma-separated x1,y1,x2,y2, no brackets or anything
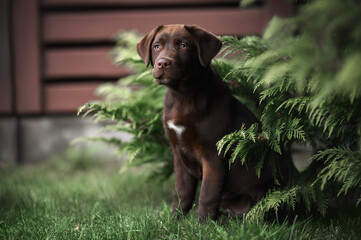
184,25,222,67
136,25,163,67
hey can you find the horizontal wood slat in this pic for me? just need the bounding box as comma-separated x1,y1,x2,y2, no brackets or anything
42,0,238,6
44,47,128,79
43,8,266,43
44,83,101,113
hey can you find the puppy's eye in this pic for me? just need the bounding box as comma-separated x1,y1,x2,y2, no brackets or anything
179,43,187,50
154,44,162,51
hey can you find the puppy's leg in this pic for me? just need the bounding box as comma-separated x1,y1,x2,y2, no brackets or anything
198,156,226,221
172,153,198,218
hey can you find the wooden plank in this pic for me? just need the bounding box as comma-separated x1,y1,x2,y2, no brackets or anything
44,47,128,79
44,83,101,113
0,0,12,113
43,8,265,43
12,0,41,114
42,0,238,6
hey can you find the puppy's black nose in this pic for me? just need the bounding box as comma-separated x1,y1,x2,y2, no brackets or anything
156,58,172,70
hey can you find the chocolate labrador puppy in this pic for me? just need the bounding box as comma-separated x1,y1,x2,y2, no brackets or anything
137,24,273,221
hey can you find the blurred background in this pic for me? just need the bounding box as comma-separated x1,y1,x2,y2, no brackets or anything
0,0,294,166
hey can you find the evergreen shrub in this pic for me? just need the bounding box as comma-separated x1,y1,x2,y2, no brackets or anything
79,0,361,222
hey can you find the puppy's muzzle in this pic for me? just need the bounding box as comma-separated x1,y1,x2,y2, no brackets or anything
155,58,173,71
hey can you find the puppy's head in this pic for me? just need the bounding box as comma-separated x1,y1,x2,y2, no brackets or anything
136,24,222,88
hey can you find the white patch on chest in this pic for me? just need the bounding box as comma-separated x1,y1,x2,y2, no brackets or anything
167,120,186,140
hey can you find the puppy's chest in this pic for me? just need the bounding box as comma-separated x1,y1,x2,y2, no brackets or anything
165,118,196,145
163,103,201,146
163,96,214,152
166,120,186,140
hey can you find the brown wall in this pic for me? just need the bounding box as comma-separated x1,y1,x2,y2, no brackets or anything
1,0,294,115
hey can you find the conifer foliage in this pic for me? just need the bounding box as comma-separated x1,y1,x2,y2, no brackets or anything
217,0,361,221
79,0,361,222
78,31,173,179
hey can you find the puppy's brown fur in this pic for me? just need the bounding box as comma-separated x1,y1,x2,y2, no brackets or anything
137,25,273,220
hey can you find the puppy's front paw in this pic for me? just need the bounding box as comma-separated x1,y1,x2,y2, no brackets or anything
198,205,218,222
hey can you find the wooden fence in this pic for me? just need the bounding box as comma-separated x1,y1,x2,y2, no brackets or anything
1,0,294,115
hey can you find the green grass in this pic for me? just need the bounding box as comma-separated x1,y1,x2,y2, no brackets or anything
1,149,361,239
